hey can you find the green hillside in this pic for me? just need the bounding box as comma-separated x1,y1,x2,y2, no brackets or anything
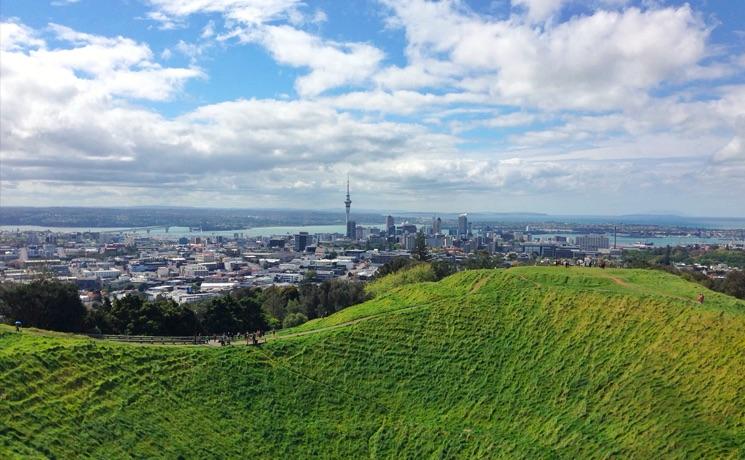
2,267,744,458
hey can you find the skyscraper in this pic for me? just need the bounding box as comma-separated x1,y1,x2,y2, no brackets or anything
458,213,468,238
432,216,442,235
386,215,395,236
294,232,309,252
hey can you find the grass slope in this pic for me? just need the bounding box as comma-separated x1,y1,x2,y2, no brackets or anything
2,267,744,458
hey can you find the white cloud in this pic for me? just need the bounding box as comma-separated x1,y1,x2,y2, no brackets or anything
381,1,713,111
711,115,745,178
0,22,455,202
201,20,216,39
145,0,302,26
2,3,744,214
50,0,80,6
235,25,384,96
0,19,45,51
512,0,567,23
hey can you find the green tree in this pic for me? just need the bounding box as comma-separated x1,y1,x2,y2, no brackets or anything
376,257,415,277
413,230,429,261
431,260,456,280
719,270,745,299
0,279,87,332
282,312,308,328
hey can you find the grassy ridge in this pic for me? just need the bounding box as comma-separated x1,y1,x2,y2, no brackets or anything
2,267,744,458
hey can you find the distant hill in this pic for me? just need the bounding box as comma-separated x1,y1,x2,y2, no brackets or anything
1,267,744,458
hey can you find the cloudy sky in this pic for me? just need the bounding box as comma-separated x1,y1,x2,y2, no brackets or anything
1,0,744,216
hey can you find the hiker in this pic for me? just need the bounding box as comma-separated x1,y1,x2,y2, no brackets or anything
697,293,705,304
14,320,22,332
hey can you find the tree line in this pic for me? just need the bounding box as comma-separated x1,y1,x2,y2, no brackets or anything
0,278,370,335
623,246,745,300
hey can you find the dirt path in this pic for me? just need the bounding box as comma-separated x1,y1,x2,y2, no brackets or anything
469,274,491,294
606,275,629,287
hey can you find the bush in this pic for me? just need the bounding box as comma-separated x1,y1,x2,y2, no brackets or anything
282,312,308,329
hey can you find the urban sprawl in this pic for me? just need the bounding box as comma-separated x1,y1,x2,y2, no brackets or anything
1,185,743,307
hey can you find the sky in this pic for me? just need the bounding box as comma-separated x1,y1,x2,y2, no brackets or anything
0,0,744,216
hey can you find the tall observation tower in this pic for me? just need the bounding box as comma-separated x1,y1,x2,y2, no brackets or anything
344,176,354,239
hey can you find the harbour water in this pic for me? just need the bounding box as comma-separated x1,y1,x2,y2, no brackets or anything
0,225,741,247
0,224,379,238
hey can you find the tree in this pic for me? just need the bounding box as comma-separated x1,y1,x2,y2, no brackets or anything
464,252,499,270
282,312,308,329
719,270,745,299
304,269,317,283
431,260,456,280
0,279,87,332
662,245,672,266
376,257,415,277
413,230,429,261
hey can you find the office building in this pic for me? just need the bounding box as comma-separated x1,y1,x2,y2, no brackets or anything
575,234,610,251
432,216,442,235
294,232,310,252
386,215,395,236
458,213,468,238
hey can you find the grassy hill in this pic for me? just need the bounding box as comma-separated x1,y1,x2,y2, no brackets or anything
1,267,744,458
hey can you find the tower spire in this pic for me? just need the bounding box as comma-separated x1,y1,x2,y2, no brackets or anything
344,175,353,238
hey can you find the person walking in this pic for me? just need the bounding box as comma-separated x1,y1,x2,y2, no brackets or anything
15,320,22,332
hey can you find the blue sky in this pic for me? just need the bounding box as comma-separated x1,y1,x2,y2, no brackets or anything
1,0,744,216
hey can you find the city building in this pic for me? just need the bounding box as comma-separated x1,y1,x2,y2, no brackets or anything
458,213,468,238
294,232,310,252
433,216,442,235
386,215,395,236
575,234,610,252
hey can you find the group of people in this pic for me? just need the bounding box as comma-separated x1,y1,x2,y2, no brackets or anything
204,330,276,346
558,260,607,268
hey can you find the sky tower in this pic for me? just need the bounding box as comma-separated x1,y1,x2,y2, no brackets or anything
344,176,354,239
344,176,352,223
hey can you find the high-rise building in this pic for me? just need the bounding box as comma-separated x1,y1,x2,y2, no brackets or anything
346,220,356,240
432,216,442,235
458,213,468,238
294,232,309,252
575,234,610,251
386,215,395,236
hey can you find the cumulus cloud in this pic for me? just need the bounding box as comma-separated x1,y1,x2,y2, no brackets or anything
711,115,745,178
0,19,45,51
381,1,711,111
233,25,384,96
512,0,567,23
2,2,744,213
0,21,454,202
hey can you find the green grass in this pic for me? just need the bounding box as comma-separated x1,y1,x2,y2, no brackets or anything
2,267,744,458
364,263,437,297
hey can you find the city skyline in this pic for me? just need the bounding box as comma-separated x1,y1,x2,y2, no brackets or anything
1,0,744,216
